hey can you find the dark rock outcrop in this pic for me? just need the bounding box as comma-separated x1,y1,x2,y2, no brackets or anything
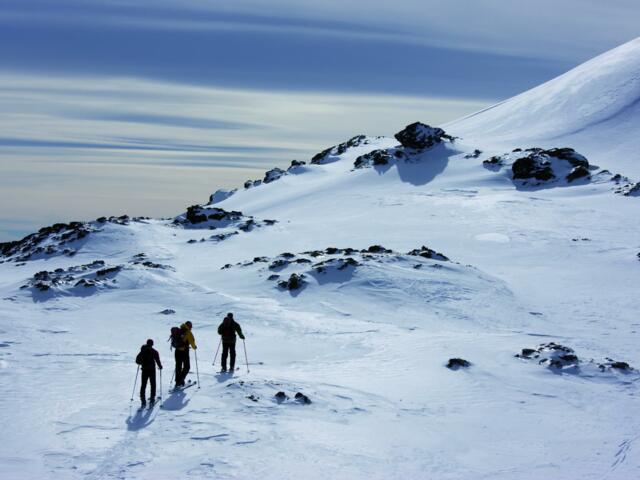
294,392,312,404
311,135,372,165
353,149,394,169
278,273,306,291
394,122,452,150
510,148,591,184
264,168,286,184
512,156,555,181
465,149,482,159
0,221,95,262
274,391,288,403
407,246,449,261
446,358,471,369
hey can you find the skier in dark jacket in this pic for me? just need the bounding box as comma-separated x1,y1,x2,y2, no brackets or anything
135,339,162,406
217,313,245,372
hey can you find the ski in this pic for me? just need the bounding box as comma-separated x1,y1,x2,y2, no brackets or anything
169,381,197,393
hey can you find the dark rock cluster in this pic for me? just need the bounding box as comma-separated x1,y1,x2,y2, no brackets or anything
274,391,311,404
394,122,454,150
517,343,634,374
20,254,173,298
180,206,244,226
612,175,640,197
353,122,453,170
0,221,92,263
278,273,306,291
446,358,471,370
223,244,451,295
310,135,374,165
353,149,396,169
243,160,309,190
486,147,593,186
597,359,633,372
516,342,579,369
407,246,449,261
263,168,287,184
176,206,276,241
0,216,147,264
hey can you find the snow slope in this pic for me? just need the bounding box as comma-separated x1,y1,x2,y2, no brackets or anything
447,37,640,178
1,39,640,479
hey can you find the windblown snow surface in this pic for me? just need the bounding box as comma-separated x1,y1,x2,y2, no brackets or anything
1,39,639,480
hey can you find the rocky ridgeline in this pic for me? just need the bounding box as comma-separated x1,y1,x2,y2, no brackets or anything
482,147,595,186
0,215,145,263
353,122,455,170
516,342,634,374
241,136,378,191
310,135,380,165
243,160,309,190
21,253,173,299
174,205,277,239
214,122,454,195
222,244,450,292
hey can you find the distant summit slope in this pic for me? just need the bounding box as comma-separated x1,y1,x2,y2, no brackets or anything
447,37,640,177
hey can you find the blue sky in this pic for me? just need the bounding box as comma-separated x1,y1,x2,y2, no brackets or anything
1,0,638,241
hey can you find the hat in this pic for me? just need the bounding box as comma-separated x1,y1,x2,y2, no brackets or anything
185,321,193,328
146,338,154,346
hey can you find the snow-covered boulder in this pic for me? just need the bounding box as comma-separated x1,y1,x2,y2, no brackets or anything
394,122,452,150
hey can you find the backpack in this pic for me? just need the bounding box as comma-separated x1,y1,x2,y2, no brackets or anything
169,326,185,349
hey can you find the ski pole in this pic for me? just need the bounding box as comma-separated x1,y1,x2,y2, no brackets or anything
159,368,163,402
130,365,140,402
243,339,250,374
212,338,221,366
195,349,201,388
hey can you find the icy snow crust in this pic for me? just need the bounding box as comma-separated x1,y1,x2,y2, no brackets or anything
1,41,640,480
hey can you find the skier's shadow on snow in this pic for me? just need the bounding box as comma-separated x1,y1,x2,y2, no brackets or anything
215,372,234,383
160,389,190,411
126,406,156,431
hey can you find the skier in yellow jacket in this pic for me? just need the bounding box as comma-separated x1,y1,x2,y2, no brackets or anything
174,321,197,387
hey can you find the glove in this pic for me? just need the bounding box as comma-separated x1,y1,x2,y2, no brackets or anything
159,366,163,370
193,345,197,350
239,334,245,340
